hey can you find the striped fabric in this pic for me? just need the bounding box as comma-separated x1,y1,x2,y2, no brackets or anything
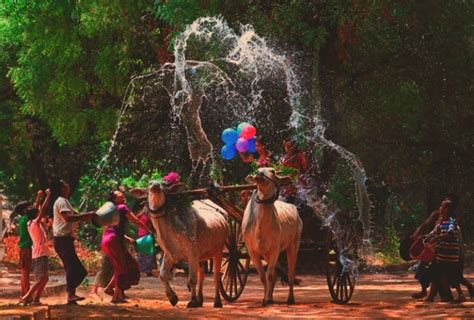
435,218,461,263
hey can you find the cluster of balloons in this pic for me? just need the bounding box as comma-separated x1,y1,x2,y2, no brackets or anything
220,122,257,160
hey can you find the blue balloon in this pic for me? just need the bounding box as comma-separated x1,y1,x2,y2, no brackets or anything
248,138,256,153
221,128,238,145
236,122,250,136
220,144,237,160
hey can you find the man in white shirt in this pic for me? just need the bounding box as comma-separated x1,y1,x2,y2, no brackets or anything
52,179,94,305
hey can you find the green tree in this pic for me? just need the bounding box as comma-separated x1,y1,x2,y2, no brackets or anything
0,0,162,198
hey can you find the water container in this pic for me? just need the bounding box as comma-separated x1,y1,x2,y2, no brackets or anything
136,234,155,255
93,201,120,227
409,239,435,263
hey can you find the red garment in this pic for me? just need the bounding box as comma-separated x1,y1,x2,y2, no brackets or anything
101,233,140,290
280,151,310,188
136,212,154,238
19,247,32,269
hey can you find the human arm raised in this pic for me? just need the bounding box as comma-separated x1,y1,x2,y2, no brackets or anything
35,189,51,223
33,190,44,209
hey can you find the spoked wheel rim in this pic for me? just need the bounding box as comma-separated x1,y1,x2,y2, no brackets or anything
219,218,249,302
326,240,356,304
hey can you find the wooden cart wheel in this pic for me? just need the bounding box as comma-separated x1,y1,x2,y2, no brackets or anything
219,218,250,302
326,240,356,304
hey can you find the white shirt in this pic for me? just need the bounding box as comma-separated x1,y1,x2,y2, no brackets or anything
53,197,76,237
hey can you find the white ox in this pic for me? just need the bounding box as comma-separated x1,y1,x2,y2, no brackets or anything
242,168,303,306
131,181,228,308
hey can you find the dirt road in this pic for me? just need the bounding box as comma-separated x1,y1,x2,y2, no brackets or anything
1,271,473,318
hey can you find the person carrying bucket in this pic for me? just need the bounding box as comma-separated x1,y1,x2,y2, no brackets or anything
51,179,96,305
100,190,152,304
410,194,473,301
136,201,157,276
423,200,466,302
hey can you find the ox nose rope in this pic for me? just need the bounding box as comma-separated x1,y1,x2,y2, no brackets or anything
148,201,167,218
254,174,280,204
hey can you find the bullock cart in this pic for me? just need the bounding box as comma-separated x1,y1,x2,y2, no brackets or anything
177,183,358,304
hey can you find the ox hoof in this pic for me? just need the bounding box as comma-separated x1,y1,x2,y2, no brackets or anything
262,299,274,307
168,294,179,306
186,299,202,308
213,299,223,308
287,297,295,305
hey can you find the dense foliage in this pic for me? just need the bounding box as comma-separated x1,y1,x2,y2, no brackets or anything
1,0,473,250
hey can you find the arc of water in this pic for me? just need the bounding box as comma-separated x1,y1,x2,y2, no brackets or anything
82,16,372,247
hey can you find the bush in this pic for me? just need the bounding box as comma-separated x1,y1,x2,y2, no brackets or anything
378,225,403,265
2,235,19,264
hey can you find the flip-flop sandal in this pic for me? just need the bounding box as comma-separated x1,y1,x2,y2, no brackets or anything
17,299,30,306
111,299,123,304
411,292,427,299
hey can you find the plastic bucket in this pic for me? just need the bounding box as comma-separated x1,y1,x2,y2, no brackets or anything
409,239,435,263
93,201,120,227
136,234,155,255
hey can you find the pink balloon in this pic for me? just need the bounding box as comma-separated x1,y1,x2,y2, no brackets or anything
235,138,249,152
241,124,256,140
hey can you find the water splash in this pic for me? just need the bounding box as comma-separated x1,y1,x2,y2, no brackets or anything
89,17,372,254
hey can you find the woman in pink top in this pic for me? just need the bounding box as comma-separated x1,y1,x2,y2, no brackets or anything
18,189,51,306
136,209,157,276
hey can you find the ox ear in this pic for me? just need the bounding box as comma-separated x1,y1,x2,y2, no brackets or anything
130,188,148,199
276,175,293,187
245,175,256,184
166,182,186,194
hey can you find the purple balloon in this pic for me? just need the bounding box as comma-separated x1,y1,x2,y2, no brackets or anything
235,138,249,152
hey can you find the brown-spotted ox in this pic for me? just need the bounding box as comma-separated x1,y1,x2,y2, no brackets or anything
131,181,228,308
242,167,303,306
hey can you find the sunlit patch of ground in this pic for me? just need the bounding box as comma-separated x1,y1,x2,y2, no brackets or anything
0,271,473,318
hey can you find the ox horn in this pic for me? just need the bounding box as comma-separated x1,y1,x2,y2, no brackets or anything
276,174,293,187
165,182,186,194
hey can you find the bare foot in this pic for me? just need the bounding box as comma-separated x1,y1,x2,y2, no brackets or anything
104,288,114,296
452,296,466,303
